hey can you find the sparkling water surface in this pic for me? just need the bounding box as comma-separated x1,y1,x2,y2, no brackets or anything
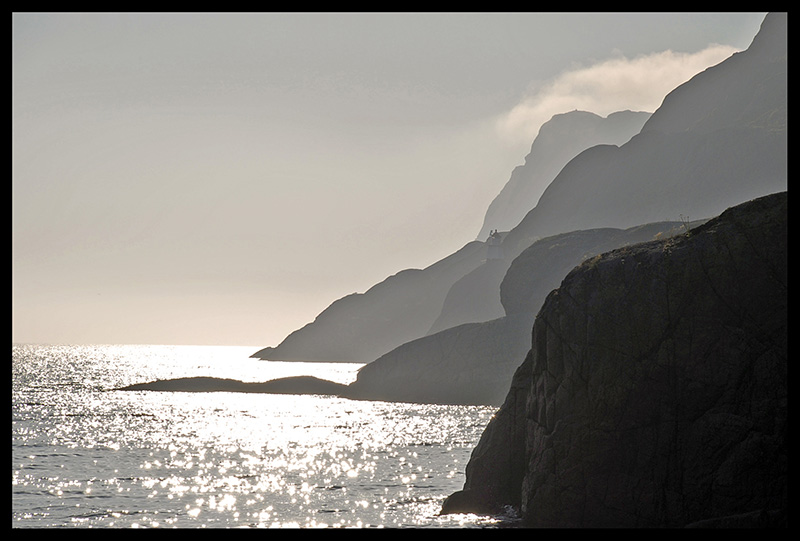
12,344,509,528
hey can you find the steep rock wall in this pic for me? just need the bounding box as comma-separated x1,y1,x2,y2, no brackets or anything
444,192,787,527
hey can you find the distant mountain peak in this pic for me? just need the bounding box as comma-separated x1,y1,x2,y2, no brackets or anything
477,109,651,240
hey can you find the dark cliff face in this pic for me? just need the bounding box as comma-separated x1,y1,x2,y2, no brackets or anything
444,192,787,527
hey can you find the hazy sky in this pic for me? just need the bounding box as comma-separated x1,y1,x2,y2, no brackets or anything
12,12,766,347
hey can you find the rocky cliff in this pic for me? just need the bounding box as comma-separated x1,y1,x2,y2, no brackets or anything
442,191,787,527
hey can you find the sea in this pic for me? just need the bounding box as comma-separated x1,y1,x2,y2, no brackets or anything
12,343,514,528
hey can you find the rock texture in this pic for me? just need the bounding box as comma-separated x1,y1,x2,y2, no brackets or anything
443,192,787,527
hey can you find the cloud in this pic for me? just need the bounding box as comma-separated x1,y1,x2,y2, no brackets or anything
497,44,740,145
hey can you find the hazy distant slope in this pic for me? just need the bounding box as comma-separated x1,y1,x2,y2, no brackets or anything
429,110,651,335
254,109,653,361
251,240,486,362
477,110,651,240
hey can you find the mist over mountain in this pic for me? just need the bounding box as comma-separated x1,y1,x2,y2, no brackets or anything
412,11,785,344
501,12,786,261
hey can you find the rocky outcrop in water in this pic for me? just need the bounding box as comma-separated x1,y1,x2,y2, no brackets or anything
442,192,787,527
116,375,349,395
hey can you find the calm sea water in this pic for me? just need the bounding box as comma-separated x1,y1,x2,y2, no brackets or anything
12,344,511,528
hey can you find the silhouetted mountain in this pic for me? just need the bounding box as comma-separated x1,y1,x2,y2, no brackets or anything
124,221,699,404
425,256,508,335
477,110,651,240
442,191,787,527
428,10,787,339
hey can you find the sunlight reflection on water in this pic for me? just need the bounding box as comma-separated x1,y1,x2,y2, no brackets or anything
12,344,505,528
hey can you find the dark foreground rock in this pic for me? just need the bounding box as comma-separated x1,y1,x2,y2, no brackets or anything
442,192,787,527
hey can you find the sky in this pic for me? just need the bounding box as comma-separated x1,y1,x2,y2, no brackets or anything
12,12,767,348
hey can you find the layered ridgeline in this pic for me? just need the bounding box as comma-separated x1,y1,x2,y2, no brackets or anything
441,191,787,527
253,13,785,369
251,110,650,364
433,10,787,339
124,14,786,414
120,219,698,404
346,11,786,406
251,241,487,363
